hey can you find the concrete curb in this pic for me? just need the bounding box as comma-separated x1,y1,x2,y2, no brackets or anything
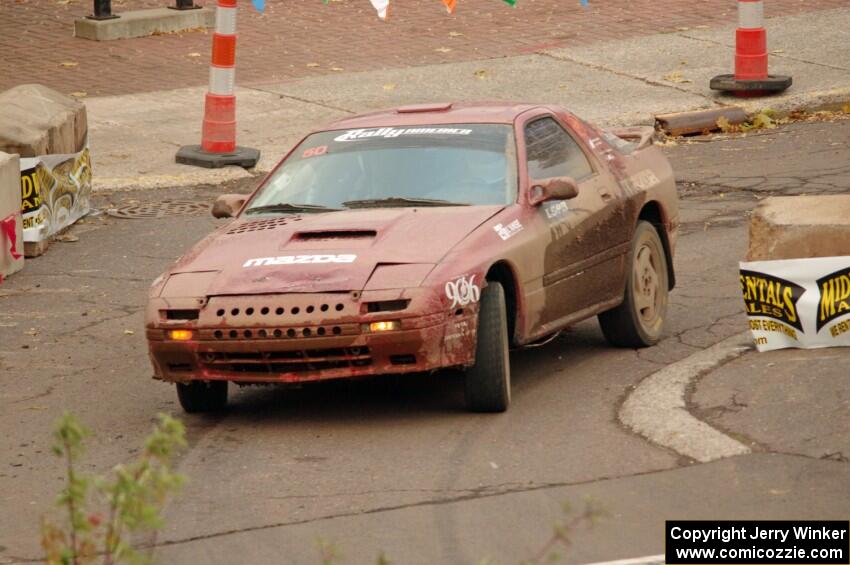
74,7,214,42
619,332,753,463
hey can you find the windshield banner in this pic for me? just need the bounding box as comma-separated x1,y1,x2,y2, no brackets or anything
740,256,850,352
19,143,92,243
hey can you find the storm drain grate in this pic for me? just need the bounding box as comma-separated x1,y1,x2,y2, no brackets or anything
107,200,211,219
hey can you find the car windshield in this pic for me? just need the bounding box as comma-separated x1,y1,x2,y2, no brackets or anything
245,124,517,213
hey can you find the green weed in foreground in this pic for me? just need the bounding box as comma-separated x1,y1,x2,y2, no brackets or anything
41,413,186,565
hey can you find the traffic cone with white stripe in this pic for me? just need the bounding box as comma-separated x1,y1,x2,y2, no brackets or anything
176,0,260,168
710,0,791,97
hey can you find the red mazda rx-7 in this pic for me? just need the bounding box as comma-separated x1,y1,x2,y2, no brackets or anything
146,102,678,413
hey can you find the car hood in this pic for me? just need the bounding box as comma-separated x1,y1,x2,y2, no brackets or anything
167,205,504,295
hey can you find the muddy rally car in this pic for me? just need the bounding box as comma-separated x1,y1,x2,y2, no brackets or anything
146,102,678,413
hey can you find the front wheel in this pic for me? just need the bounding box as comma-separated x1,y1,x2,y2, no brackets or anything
599,220,669,348
176,381,228,413
465,281,511,413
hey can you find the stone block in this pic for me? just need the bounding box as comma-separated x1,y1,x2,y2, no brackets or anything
0,152,24,279
0,84,88,157
748,196,850,261
74,7,214,41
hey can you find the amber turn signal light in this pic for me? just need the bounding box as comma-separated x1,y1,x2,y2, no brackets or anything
369,320,400,332
168,329,194,341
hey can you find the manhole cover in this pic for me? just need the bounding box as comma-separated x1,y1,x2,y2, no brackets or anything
106,200,211,219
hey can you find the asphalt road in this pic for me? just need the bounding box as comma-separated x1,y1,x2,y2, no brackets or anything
1,117,848,564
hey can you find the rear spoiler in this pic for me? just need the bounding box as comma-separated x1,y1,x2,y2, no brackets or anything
609,126,655,151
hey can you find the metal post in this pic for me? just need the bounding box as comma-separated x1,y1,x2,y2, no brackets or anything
169,0,201,11
87,0,119,20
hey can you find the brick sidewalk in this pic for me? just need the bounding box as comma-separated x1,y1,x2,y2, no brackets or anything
1,0,846,97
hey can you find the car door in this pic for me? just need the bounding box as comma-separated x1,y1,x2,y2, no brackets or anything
523,115,628,330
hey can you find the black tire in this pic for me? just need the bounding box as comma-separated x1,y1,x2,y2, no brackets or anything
176,381,228,413
465,281,511,412
599,220,669,348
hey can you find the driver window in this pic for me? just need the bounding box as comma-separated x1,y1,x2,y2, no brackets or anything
525,117,594,181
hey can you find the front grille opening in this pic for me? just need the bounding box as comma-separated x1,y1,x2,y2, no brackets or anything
164,309,200,321
366,299,410,313
167,363,192,372
390,354,417,366
199,347,373,374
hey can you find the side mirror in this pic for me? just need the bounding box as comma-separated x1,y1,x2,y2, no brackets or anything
211,194,248,219
528,177,579,206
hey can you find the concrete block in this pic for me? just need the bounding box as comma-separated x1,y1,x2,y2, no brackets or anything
74,7,214,41
0,84,88,157
24,239,49,258
0,152,24,279
748,196,850,261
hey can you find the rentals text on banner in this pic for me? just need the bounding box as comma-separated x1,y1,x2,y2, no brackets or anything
740,256,850,352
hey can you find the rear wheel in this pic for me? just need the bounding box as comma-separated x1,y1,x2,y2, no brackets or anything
176,381,228,413
599,220,669,347
465,281,511,413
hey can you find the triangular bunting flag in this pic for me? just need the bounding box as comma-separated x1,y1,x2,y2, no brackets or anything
442,0,457,14
370,0,390,19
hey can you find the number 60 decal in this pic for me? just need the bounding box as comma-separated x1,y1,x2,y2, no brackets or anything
302,145,329,158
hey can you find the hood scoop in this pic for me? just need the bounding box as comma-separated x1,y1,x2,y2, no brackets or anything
294,230,377,241
285,229,378,251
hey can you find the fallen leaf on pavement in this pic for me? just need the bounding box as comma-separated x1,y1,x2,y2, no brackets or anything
448,31,464,37
60,61,78,68
382,83,396,91
716,116,734,133
124,329,135,335
842,103,850,114
662,71,691,84
187,52,201,57
474,69,489,79
330,67,344,72
306,62,320,68
56,234,79,243
434,47,452,53
69,92,87,98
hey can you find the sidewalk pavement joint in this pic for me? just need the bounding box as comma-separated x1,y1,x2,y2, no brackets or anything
536,50,724,106
243,85,358,115
678,33,850,74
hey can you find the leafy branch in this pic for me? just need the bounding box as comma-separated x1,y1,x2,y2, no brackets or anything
41,413,186,565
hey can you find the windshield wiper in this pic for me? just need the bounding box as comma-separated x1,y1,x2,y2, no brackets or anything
342,197,469,209
244,202,340,215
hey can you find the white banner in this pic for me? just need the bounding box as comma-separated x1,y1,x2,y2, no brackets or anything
740,256,850,352
20,144,92,243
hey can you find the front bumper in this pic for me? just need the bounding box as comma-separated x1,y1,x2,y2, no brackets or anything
146,291,478,384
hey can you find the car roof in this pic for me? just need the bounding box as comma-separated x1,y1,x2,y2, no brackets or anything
323,101,547,130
